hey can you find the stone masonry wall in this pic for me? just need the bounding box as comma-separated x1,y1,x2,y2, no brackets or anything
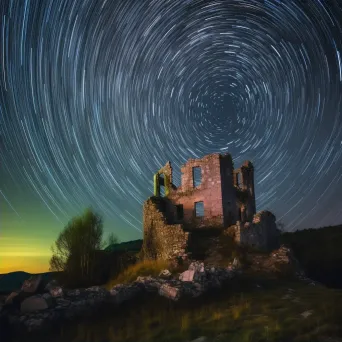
240,161,256,221
220,154,237,227
169,154,224,229
142,197,189,260
234,211,280,251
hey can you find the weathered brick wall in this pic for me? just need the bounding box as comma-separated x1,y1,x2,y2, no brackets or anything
142,197,189,260
169,153,224,229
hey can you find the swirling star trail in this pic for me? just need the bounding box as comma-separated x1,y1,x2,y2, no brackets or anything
0,0,342,272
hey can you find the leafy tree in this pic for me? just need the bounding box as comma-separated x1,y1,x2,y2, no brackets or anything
49,208,105,287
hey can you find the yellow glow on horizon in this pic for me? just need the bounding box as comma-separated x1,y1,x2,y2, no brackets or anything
0,236,52,273
0,251,51,257
0,236,51,257
0,256,50,274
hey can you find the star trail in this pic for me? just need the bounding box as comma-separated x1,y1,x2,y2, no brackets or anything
1,0,342,271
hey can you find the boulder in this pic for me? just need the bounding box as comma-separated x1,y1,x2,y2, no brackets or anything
179,270,195,282
159,269,172,279
4,260,241,336
66,289,81,296
4,292,19,305
110,284,142,304
85,286,110,299
49,287,63,298
44,279,59,292
135,276,163,293
301,310,313,319
21,275,42,294
159,283,182,301
4,291,33,310
21,295,53,313
188,262,206,282
232,257,241,269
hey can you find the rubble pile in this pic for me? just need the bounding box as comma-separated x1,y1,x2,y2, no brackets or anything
0,261,240,335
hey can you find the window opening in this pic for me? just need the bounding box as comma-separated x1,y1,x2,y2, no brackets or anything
159,174,165,197
176,205,184,220
193,167,202,187
195,201,204,217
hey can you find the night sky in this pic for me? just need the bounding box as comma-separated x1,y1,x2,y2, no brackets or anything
1,0,342,273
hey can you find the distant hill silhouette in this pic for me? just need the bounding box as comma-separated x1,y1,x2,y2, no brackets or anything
281,224,342,288
104,239,143,253
0,241,143,294
0,271,59,294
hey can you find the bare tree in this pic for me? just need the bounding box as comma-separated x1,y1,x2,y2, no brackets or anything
103,232,120,248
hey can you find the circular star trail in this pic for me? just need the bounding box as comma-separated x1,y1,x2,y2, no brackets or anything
1,0,342,239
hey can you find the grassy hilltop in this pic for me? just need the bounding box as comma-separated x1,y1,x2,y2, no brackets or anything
5,224,342,342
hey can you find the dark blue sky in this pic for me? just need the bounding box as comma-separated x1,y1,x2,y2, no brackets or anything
1,0,342,271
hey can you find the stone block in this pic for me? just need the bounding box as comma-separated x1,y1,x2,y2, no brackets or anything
179,270,195,282
159,269,172,278
21,295,51,313
49,287,63,298
21,275,42,294
159,284,181,301
5,292,19,305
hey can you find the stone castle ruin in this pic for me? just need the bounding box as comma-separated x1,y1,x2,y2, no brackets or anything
142,153,280,261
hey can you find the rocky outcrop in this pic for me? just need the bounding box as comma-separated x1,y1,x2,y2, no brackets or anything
0,262,240,337
0,249,316,340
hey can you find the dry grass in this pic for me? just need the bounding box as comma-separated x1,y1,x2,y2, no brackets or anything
17,256,342,342
45,272,342,342
105,259,174,289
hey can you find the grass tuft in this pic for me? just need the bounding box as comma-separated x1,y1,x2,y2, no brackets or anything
105,259,172,289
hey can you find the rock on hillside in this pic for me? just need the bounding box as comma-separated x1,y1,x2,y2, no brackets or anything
0,261,240,337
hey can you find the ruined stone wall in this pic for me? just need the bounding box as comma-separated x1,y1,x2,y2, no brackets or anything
169,154,224,229
233,211,279,251
219,153,237,227
233,161,256,223
241,161,256,221
142,197,189,260
158,161,173,184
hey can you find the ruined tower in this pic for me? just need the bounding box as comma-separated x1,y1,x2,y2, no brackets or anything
152,153,256,229
142,153,278,261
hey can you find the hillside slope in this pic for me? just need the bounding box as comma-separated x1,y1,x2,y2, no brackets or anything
0,271,58,294
281,224,342,288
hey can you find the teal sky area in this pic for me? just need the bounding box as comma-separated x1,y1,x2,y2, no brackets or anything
1,190,142,273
